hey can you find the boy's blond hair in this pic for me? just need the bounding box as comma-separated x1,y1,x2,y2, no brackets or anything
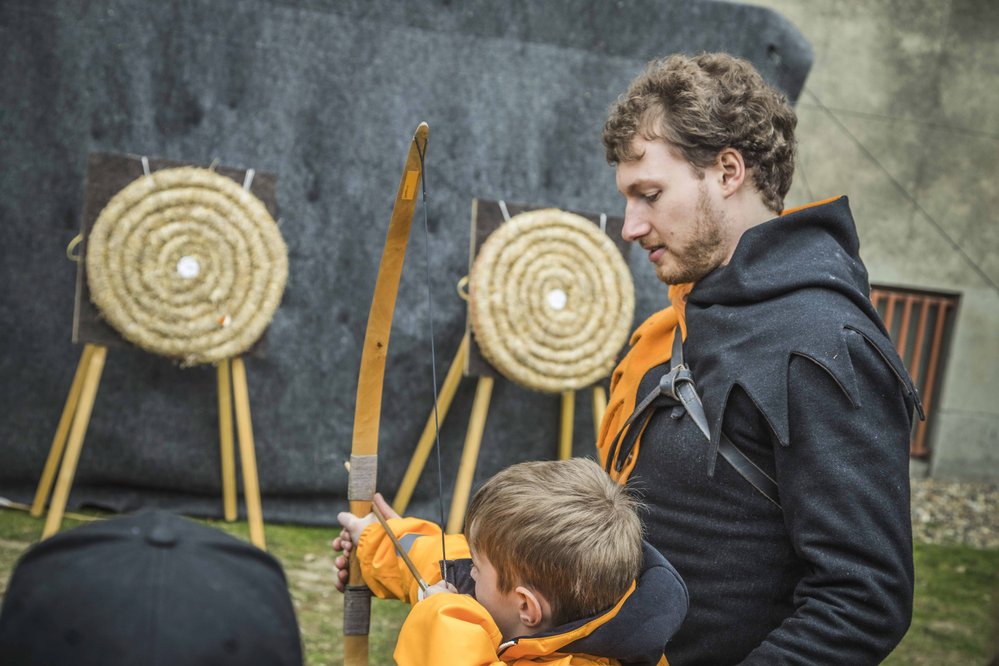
463,458,643,626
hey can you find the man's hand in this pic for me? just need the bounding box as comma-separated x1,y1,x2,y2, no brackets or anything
331,492,399,592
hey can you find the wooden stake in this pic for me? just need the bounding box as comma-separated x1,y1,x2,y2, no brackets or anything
393,335,468,515
42,345,107,539
31,344,95,517
559,390,575,460
231,356,266,550
217,359,237,522
447,376,493,534
592,385,608,443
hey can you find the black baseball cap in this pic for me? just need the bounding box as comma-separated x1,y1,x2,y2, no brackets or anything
0,510,303,665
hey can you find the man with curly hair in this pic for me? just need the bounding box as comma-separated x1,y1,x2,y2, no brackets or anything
599,53,921,665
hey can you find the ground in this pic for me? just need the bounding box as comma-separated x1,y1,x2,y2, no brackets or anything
1,478,997,664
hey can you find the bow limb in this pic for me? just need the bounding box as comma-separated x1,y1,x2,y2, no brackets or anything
344,122,429,666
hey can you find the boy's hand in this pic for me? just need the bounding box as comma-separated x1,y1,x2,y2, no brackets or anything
331,492,399,592
420,580,458,600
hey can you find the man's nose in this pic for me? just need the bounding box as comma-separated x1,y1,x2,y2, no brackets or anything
621,202,647,242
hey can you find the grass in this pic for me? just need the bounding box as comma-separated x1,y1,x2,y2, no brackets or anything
885,543,999,665
2,508,997,665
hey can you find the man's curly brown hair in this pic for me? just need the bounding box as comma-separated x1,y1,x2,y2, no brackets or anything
603,52,797,213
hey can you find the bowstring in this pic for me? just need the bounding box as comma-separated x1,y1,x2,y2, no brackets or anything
414,136,450,584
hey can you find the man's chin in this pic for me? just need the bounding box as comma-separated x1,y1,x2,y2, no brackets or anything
654,263,685,286
654,256,721,285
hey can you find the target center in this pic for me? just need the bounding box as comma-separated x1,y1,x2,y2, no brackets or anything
176,256,201,279
546,288,568,311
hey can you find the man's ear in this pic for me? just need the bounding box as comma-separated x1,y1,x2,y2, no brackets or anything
715,147,747,197
514,585,549,629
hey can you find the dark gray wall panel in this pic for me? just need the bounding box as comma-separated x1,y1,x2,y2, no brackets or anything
0,0,810,524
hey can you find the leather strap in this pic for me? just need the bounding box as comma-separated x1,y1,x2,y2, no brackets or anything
606,326,781,508
669,327,780,507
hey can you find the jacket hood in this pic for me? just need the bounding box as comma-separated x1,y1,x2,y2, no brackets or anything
497,541,688,665
680,196,921,462
689,197,881,326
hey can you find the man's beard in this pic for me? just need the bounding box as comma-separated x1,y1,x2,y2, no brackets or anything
657,185,727,285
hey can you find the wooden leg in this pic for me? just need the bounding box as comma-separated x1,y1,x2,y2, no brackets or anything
217,359,238,522
42,345,107,539
393,335,469,515
446,376,493,534
559,390,575,460
592,385,608,444
231,356,266,550
31,345,95,517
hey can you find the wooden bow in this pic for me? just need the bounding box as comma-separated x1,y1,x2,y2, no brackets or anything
343,122,429,666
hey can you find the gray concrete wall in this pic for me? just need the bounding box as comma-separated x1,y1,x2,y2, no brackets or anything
746,0,999,481
0,0,813,521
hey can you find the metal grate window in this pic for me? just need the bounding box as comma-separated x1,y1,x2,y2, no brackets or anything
871,286,959,459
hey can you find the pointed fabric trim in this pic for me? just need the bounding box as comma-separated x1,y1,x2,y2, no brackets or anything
692,292,919,451
846,325,925,420
684,197,922,475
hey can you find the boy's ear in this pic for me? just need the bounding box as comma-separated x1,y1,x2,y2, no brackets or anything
514,585,550,629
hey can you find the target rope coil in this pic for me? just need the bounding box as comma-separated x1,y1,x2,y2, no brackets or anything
469,208,634,393
86,166,288,366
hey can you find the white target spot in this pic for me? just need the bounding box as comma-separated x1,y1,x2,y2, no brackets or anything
546,288,568,311
176,256,201,279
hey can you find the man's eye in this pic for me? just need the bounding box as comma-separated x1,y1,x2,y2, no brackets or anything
643,192,661,203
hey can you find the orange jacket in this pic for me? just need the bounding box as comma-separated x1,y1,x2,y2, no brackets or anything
597,283,691,483
356,518,684,666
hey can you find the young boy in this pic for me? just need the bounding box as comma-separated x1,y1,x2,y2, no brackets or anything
333,458,687,665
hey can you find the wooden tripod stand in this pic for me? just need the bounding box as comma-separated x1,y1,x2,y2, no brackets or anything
390,333,608,533
28,153,281,548
390,199,624,533
30,344,267,548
